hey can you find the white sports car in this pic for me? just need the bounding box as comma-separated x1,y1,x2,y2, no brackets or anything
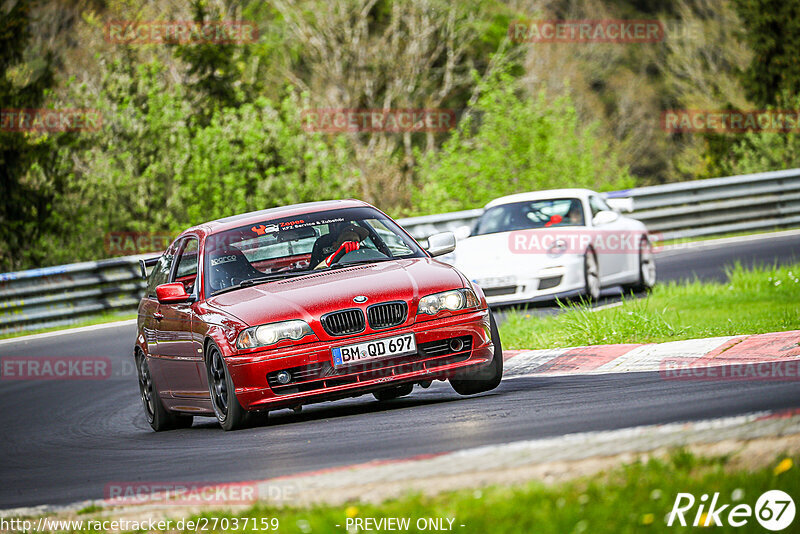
448,189,656,305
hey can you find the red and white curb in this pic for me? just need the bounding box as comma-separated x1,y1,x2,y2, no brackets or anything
503,330,800,379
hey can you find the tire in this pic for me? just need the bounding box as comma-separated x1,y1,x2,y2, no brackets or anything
624,238,657,293
136,351,193,431
373,383,414,401
450,312,503,395
205,342,252,431
583,249,601,302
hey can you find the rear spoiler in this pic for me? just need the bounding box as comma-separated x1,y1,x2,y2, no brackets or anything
138,257,160,279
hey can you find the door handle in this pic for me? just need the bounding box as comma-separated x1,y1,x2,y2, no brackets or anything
153,311,164,321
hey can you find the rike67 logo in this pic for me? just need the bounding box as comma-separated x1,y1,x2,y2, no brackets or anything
668,490,795,530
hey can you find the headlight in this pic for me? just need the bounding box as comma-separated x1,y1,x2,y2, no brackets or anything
417,289,479,315
236,320,314,350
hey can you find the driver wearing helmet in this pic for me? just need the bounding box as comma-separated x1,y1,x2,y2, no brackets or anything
310,222,369,269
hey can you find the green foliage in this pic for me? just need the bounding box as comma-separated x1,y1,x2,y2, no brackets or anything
174,0,252,123
39,59,359,264
733,0,800,107
698,1,800,179
701,94,800,177
175,93,358,226
10,0,796,270
411,69,634,215
0,0,58,270
725,95,800,175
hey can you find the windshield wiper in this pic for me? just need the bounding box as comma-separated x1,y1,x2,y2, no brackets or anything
327,257,394,269
210,271,312,296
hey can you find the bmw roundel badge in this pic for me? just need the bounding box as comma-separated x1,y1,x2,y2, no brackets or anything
353,295,368,303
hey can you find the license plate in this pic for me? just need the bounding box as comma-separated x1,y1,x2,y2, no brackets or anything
475,275,516,288
331,334,416,368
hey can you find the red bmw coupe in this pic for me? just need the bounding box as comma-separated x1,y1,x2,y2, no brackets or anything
135,200,502,431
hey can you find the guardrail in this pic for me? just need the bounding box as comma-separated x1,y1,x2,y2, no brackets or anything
2,168,799,334
398,168,800,241
0,255,154,335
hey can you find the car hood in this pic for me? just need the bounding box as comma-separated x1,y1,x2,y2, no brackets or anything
205,258,466,326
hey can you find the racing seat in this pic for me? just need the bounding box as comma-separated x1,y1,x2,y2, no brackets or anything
309,233,337,268
308,223,369,268
206,246,265,292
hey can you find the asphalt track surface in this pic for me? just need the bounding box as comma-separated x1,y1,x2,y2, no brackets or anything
1,234,799,509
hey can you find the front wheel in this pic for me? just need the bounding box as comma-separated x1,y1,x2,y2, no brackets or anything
450,312,503,395
136,351,193,432
624,238,657,293
206,343,254,431
583,249,601,302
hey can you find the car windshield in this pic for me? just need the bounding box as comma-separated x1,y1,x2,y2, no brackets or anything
204,206,425,296
473,198,585,236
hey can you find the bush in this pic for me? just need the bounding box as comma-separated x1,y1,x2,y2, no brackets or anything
411,70,634,215
37,60,360,264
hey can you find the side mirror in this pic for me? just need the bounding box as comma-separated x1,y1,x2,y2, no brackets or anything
424,232,457,257
592,210,619,226
606,197,634,213
454,225,471,240
155,282,192,304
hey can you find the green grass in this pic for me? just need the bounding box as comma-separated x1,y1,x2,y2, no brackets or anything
499,262,800,349
0,310,137,340
76,504,103,516
110,452,797,534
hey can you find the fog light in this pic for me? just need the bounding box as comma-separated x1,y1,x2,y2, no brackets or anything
276,370,292,384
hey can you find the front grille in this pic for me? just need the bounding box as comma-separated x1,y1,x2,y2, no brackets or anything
367,301,407,330
266,335,474,395
483,285,517,297
321,309,365,336
538,276,562,290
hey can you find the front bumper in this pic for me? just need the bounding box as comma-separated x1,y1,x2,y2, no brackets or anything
473,255,586,305
228,309,493,411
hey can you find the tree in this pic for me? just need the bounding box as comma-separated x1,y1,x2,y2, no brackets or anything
720,94,800,175
411,69,634,215
272,0,518,208
174,0,248,125
733,0,800,106
0,0,58,271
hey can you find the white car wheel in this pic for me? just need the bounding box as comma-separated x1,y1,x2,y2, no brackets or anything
624,238,657,293
584,251,601,301
636,239,657,291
